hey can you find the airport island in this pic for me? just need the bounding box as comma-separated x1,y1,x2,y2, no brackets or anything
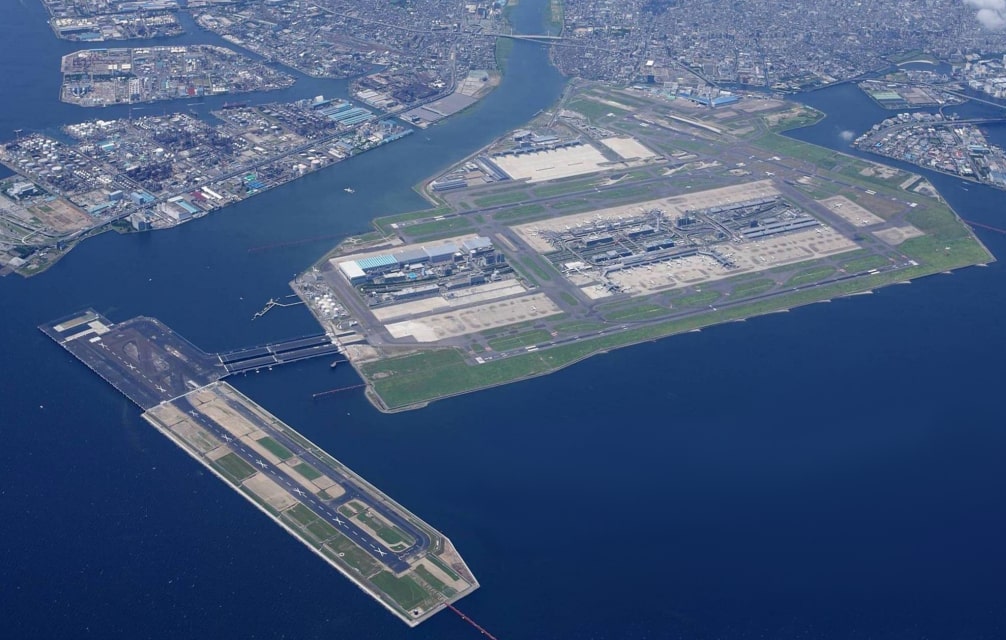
41,310,479,626
287,81,993,412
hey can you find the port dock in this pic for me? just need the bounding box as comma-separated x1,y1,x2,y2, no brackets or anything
41,310,479,625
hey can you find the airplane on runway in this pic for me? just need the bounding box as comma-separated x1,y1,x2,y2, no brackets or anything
222,434,233,442
99,342,109,350
334,516,344,525
125,363,137,371
155,384,166,392
374,548,387,557
255,459,268,469
292,487,306,497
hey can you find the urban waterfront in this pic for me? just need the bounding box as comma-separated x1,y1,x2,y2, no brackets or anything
2,2,1006,639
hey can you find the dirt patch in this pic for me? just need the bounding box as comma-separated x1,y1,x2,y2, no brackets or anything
819,195,885,226
874,224,924,245
243,473,298,511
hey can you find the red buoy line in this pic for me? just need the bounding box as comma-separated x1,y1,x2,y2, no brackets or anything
962,219,1006,235
447,604,499,640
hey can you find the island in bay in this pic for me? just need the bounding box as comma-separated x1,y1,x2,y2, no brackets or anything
14,0,1006,630
289,81,994,411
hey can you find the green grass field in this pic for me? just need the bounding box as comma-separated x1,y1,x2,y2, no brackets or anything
213,452,257,482
371,572,431,611
730,278,777,298
426,553,462,581
256,436,293,460
472,191,527,207
487,329,552,351
786,266,837,287
604,303,667,321
492,203,546,222
414,565,448,592
294,462,323,481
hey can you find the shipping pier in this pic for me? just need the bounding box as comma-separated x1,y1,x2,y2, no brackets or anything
40,310,479,626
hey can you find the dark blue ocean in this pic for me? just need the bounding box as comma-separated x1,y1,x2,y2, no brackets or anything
2,1,1005,638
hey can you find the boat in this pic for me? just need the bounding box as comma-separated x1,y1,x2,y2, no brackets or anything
330,360,339,369
344,187,355,194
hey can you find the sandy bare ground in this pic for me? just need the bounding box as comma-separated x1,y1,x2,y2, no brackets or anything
384,293,560,342
371,280,527,322
599,136,659,160
168,420,221,454
819,195,886,227
418,560,470,592
873,224,924,245
243,473,298,511
26,198,93,234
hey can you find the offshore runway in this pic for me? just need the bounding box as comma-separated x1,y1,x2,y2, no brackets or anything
41,310,478,626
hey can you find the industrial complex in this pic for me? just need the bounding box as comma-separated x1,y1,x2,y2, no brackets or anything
41,310,478,625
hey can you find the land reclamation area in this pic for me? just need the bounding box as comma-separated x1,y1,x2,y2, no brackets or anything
292,81,994,412
40,309,479,626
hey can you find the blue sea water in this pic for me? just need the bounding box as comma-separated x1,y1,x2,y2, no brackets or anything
2,1,1005,638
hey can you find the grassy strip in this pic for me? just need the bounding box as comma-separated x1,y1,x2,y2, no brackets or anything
553,320,606,333
532,179,598,198
673,290,721,308
787,266,836,287
415,565,448,592
604,303,666,321
213,452,257,482
371,572,430,611
426,553,462,581
401,216,472,240
730,278,776,298
488,329,552,351
493,203,546,222
842,255,890,272
495,36,514,75
285,503,319,528
375,205,452,233
519,255,554,281
473,191,527,207
256,436,294,461
750,133,839,169
566,99,628,121
559,291,580,306
294,462,322,481
547,0,563,33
